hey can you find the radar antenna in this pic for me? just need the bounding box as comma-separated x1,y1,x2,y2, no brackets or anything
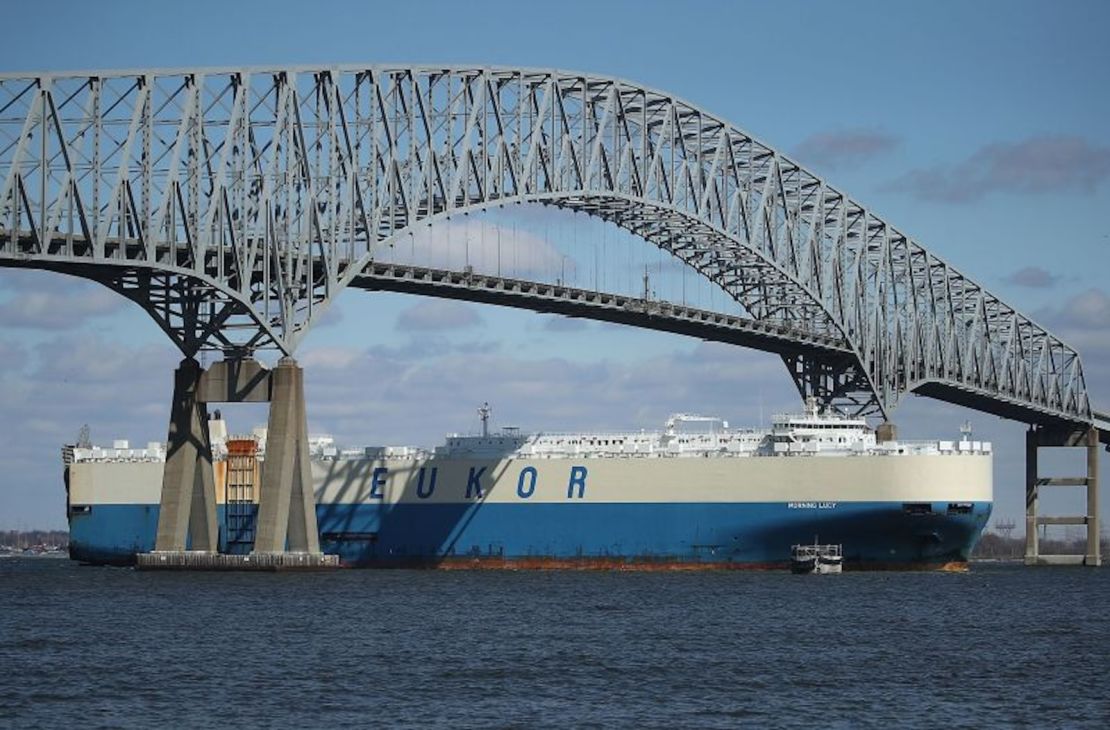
478,402,491,438
77,424,91,449
960,421,973,442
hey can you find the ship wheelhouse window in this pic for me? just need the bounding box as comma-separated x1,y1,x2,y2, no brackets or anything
903,502,932,516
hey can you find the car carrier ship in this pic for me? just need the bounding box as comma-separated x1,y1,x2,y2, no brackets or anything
62,400,992,570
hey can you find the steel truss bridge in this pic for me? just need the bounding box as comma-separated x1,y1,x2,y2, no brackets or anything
0,65,1105,438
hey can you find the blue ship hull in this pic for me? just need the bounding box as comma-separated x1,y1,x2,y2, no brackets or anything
68,500,991,569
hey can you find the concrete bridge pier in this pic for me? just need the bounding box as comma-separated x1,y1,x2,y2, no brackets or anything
1024,425,1101,566
252,357,321,556
153,358,218,553
140,356,334,570
1087,427,1101,565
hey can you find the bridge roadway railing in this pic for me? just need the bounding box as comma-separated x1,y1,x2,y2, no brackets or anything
351,261,851,359
1094,412,1110,445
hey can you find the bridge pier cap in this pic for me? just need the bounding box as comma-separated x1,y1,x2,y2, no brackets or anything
198,357,271,404
0,64,1098,430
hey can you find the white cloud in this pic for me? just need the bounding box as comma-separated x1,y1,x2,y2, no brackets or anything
541,315,590,332
0,270,127,330
793,129,899,171
396,299,483,331
0,334,178,529
300,339,795,448
887,135,1110,204
378,216,571,279
31,335,176,385
1035,288,1110,405
0,339,29,371
1003,266,1060,289
299,346,365,371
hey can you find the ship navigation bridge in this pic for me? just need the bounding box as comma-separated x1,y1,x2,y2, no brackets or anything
0,65,1104,566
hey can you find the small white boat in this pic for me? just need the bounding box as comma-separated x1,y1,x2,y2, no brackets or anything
790,540,843,574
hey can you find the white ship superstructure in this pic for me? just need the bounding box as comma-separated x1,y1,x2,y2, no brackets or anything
434,399,989,460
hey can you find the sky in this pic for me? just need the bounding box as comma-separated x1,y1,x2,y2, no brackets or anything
1,0,1108,533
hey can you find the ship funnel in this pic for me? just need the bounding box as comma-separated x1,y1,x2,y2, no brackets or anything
208,413,229,445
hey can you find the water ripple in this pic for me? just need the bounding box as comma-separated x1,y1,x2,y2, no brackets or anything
1,559,1108,727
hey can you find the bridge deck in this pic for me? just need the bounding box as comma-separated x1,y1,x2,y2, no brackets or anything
351,262,851,358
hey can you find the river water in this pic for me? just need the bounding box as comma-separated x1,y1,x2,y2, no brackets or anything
1,557,1108,728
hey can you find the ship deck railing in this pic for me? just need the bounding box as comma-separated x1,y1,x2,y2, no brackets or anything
873,439,992,454
790,544,843,559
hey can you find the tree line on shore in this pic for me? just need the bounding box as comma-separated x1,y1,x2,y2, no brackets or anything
973,531,1109,560
0,530,69,550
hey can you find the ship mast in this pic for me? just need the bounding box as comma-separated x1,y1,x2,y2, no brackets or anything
479,402,491,438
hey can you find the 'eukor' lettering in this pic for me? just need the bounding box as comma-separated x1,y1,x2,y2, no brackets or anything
567,465,588,499
370,466,388,500
466,466,486,499
416,467,438,499
517,466,538,499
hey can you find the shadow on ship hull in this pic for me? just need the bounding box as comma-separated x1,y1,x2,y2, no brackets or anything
68,498,991,571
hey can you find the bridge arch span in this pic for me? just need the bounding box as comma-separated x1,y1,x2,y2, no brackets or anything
0,65,1091,424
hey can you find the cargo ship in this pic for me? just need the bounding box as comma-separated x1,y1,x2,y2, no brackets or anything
62,400,992,570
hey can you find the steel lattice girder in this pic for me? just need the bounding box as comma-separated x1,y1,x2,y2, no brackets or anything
0,66,1092,425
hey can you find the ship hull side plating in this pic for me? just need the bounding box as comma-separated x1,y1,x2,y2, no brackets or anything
68,501,990,569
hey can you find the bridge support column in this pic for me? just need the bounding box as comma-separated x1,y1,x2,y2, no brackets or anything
253,357,321,555
1024,428,1039,563
1024,425,1100,567
1086,427,1100,566
153,358,218,552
